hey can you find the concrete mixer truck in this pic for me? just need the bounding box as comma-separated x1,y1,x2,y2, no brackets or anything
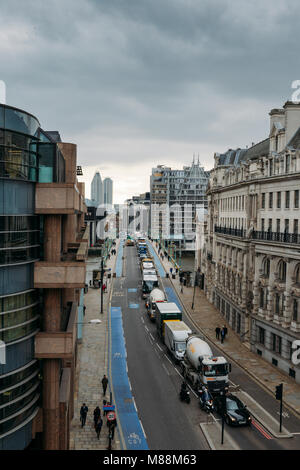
181,335,231,394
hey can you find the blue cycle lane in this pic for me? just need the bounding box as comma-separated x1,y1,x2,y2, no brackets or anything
109,305,148,450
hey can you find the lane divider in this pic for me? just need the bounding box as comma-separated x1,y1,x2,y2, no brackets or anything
252,419,272,440
109,306,149,450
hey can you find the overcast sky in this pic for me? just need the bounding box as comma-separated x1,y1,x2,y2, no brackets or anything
1,0,300,202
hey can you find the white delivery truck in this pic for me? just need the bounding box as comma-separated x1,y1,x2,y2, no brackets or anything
164,321,192,362
147,288,165,321
181,335,231,394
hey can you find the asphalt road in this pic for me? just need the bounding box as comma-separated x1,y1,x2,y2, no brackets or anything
112,245,300,450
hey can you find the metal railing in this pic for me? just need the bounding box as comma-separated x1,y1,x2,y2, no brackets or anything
214,226,300,245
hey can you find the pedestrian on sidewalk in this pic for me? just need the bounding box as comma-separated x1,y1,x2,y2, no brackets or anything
93,406,101,429
102,282,107,294
83,305,86,316
221,328,225,344
170,267,173,275
80,403,88,428
95,416,103,439
215,326,220,340
223,325,228,339
102,375,109,396
89,280,92,287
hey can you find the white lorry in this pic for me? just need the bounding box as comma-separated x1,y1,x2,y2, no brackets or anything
147,288,165,321
164,321,192,362
181,335,231,394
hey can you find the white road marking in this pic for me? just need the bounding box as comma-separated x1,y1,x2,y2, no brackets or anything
149,333,155,341
164,354,173,365
132,397,138,412
162,363,170,376
156,343,163,351
145,326,149,332
140,421,147,439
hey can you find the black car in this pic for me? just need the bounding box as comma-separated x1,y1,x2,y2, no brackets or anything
214,394,252,426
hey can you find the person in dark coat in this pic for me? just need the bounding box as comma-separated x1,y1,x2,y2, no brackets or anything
102,375,108,396
80,403,88,427
223,325,228,338
215,326,220,340
221,328,225,344
95,417,103,439
93,406,101,429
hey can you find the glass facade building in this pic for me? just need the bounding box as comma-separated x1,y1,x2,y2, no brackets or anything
0,105,42,449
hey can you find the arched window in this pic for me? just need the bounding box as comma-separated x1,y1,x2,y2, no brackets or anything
278,260,286,282
263,258,270,278
295,265,300,285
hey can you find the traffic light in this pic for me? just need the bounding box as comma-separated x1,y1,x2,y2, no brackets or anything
275,383,283,401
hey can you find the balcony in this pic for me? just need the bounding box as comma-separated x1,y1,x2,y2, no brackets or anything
215,226,246,238
35,302,77,359
35,183,83,214
253,231,300,244
34,260,86,288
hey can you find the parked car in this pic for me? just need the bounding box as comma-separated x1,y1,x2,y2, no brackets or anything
214,394,252,426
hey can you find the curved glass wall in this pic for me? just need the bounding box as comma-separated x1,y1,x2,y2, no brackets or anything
0,290,40,344
0,360,40,437
0,216,40,267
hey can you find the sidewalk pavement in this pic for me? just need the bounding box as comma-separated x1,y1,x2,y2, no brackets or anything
70,240,121,450
151,241,300,418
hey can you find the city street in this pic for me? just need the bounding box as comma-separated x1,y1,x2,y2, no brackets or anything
110,243,300,450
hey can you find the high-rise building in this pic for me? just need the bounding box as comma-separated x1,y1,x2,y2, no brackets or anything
150,161,209,259
103,177,113,206
91,171,103,206
0,103,87,449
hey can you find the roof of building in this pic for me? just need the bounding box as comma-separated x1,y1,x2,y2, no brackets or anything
287,127,300,149
43,131,62,142
217,138,270,167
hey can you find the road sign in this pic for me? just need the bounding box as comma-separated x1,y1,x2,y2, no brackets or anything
107,411,116,422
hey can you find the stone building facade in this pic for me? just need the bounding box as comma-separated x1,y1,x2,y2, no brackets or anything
201,101,300,383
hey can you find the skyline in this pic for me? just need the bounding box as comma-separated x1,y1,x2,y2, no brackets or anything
1,0,300,202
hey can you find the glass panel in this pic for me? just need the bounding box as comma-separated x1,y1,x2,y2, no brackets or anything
0,246,39,265
0,401,39,435
0,318,39,343
0,362,38,393
37,143,54,182
4,108,39,136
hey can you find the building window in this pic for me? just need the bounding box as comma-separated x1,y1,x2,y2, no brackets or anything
277,192,281,209
285,155,290,173
258,327,265,345
261,218,265,232
295,190,299,209
263,258,270,277
271,333,282,355
293,299,298,322
269,159,273,176
294,220,298,235
284,219,289,234
262,193,265,209
269,192,273,209
275,293,284,316
276,219,280,233
278,260,286,282
286,191,290,209
237,313,241,334
268,219,272,232
289,369,296,379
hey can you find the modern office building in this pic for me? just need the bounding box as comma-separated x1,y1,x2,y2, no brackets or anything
103,177,113,206
201,101,300,383
91,171,103,206
150,161,209,263
0,103,87,449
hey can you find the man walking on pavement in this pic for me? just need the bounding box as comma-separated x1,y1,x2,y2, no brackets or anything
215,326,220,340
95,416,103,439
93,406,101,429
102,374,108,396
80,403,88,428
223,325,228,339
221,328,225,344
